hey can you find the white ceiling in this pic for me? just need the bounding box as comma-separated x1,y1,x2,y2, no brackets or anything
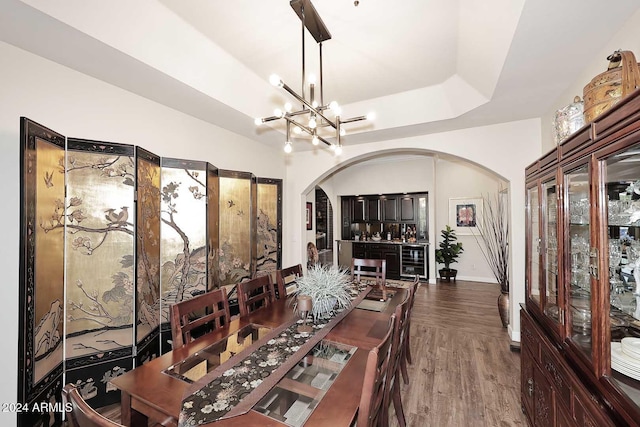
1,0,639,151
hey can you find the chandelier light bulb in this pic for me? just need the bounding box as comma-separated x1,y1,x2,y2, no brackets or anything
293,126,302,135
312,135,319,145
284,102,292,113
273,108,284,118
334,145,343,156
254,117,263,126
309,117,317,129
312,100,319,108
308,73,317,84
269,74,283,87
284,141,292,153
366,112,376,121
329,101,339,112
340,128,346,136
329,144,336,151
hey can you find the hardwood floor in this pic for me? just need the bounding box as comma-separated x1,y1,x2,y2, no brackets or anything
97,280,526,426
390,280,527,427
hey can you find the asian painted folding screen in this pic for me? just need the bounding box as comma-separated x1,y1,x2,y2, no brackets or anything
19,118,66,427
18,117,282,422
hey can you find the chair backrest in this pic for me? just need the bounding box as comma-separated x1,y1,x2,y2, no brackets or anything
170,288,231,349
275,264,303,299
388,292,410,387
407,275,420,312
357,314,396,427
237,275,275,317
63,384,122,427
351,258,386,286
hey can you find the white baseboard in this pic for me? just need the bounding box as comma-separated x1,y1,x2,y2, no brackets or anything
451,275,497,283
509,324,520,343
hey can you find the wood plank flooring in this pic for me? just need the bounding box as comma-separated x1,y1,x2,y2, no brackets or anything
96,280,526,426
390,280,527,427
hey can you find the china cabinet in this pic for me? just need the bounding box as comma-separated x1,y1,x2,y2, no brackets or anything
522,89,640,426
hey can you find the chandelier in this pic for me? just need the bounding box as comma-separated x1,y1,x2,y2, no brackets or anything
255,0,374,155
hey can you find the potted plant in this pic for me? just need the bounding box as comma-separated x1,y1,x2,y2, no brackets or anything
472,192,510,327
293,264,353,321
435,225,464,282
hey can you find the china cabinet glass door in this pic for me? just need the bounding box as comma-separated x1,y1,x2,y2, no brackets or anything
542,177,561,327
565,163,592,359
601,143,640,407
527,183,541,308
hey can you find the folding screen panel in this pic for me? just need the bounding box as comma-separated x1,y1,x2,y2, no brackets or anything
207,164,220,291
63,138,135,408
218,170,256,285
134,147,161,366
19,118,66,427
159,158,209,352
256,178,282,277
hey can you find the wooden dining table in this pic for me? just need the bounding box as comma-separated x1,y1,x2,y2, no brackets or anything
110,288,405,427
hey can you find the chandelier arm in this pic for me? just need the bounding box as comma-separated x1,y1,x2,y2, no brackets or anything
281,81,337,130
284,117,331,147
339,115,368,124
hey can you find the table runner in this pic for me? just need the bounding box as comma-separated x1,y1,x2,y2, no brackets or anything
178,286,370,427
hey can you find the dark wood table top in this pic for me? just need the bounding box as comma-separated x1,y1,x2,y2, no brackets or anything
110,289,405,427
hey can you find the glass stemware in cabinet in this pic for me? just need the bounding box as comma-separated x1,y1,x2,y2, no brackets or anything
603,143,640,407
544,180,559,323
610,240,624,311
528,186,541,306
566,164,592,357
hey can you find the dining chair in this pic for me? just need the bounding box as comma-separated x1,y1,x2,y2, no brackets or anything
401,276,420,385
170,288,231,349
274,264,303,299
351,258,387,301
63,383,122,427
384,291,410,427
356,314,396,427
237,275,276,316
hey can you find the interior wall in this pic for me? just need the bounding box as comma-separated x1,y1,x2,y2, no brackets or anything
435,157,507,282
0,41,284,424
542,8,640,152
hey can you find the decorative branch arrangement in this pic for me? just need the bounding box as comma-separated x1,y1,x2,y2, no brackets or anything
473,192,509,293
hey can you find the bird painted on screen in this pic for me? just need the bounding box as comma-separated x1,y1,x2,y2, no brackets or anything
44,170,54,188
115,207,129,225
104,208,119,224
105,207,129,226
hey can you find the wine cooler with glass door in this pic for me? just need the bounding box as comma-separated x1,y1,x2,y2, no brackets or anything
400,244,428,279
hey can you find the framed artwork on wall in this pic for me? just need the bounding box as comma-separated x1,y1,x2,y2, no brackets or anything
306,202,313,230
448,197,483,235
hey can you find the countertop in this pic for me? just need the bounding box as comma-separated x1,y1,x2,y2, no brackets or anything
336,239,429,245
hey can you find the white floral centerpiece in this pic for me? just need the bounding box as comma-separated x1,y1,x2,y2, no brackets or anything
293,264,353,321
